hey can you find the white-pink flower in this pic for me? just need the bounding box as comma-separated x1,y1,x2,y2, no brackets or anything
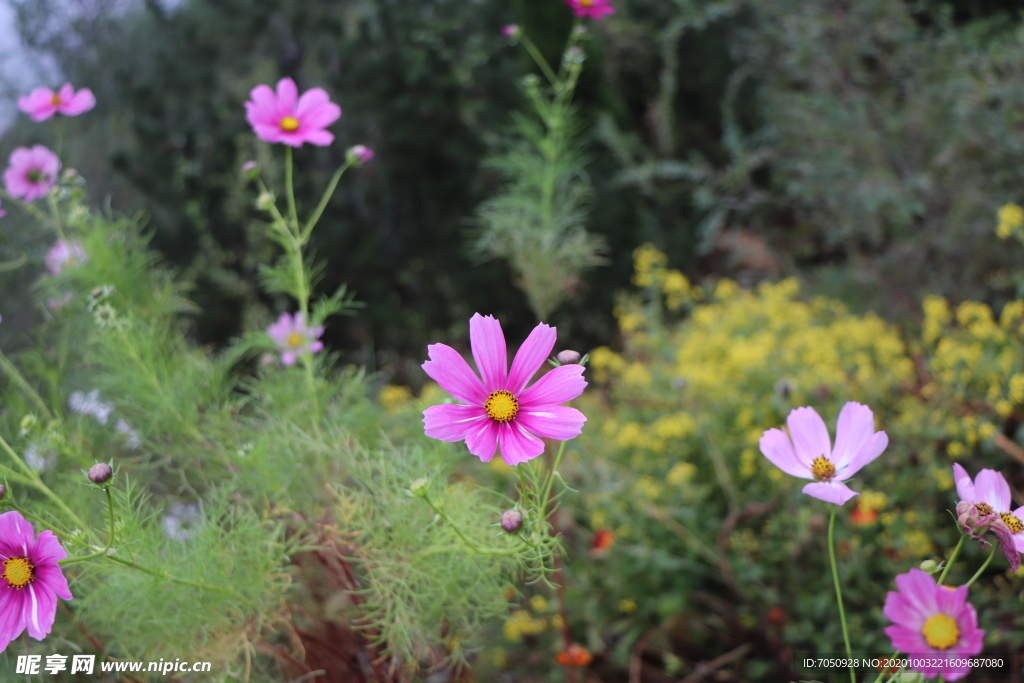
17,84,95,122
759,402,889,505
952,463,1024,572
4,146,60,202
266,312,324,366
45,240,87,276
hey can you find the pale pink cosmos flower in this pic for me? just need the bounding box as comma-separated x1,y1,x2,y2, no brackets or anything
244,78,341,147
422,314,587,466
883,569,984,681
267,312,325,366
45,239,87,276
565,0,615,20
17,84,95,122
4,146,60,202
759,402,888,505
952,463,1024,572
0,510,73,652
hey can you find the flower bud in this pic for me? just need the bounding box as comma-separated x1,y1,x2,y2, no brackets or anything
241,160,259,178
19,414,38,433
918,559,939,574
500,509,523,533
409,478,429,497
88,462,113,484
256,192,275,211
556,349,581,365
502,24,521,40
347,145,375,166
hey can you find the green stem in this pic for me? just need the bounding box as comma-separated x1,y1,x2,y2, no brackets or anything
0,348,54,420
421,492,525,556
55,117,64,160
285,146,298,232
827,505,856,683
0,433,85,528
937,535,965,585
519,34,560,88
102,554,235,595
301,161,351,241
60,487,116,566
540,440,568,516
964,545,997,588
870,651,901,683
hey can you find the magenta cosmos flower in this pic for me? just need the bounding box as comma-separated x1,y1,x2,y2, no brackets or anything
4,146,60,202
45,239,87,276
422,314,587,466
17,84,95,122
244,78,341,147
952,463,1024,571
883,569,984,681
0,511,73,652
565,0,615,19
267,312,324,366
759,402,888,505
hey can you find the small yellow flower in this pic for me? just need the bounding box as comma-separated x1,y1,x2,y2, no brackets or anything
996,203,1024,239
618,599,638,614
529,595,548,613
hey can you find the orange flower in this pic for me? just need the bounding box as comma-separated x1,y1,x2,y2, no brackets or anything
556,644,593,667
590,529,614,556
850,501,879,526
766,605,786,627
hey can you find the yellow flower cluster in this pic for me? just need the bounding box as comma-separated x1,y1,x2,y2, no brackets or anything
631,243,696,311
379,384,413,413
996,203,1024,241
501,609,550,642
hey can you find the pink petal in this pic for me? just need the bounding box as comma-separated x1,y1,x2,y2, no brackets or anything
786,407,831,464
759,428,811,479
0,511,37,558
975,469,1011,511
24,583,56,640
469,314,508,390
883,623,928,656
830,402,875,469
61,88,95,116
252,124,285,144
952,463,975,502
498,422,545,466
464,419,499,462
34,564,72,601
0,586,25,650
934,583,968,617
298,102,341,130
276,78,298,110
422,343,487,405
801,481,858,505
518,364,586,407
280,351,297,366
893,569,938,624
516,406,586,440
991,520,1021,572
29,531,68,566
423,404,489,442
507,322,556,393
295,87,329,115
57,83,75,103
835,431,887,480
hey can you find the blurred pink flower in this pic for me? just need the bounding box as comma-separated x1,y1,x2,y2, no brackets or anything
952,463,1024,571
883,569,983,681
422,314,587,466
267,312,324,366
565,0,615,19
0,510,73,652
17,84,95,122
759,402,888,505
4,146,60,202
244,78,341,147
45,240,87,276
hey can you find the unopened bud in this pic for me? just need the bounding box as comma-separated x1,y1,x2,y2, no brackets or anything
502,24,521,40
918,559,939,574
88,462,113,484
19,414,38,433
241,160,259,178
409,478,429,497
556,350,581,365
347,145,375,166
256,192,275,211
500,509,523,533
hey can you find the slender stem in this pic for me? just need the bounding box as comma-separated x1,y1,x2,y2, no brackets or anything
60,487,116,566
827,506,856,683
420,493,525,556
285,146,298,232
301,161,351,241
937,535,965,585
540,440,568,513
101,554,235,595
519,35,560,88
0,433,86,528
964,545,997,588
55,117,64,160
0,348,54,420
0,189,63,234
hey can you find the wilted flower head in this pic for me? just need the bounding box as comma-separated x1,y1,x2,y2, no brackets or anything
347,145,374,165
244,77,341,147
952,463,1024,571
565,0,615,19
883,569,983,680
18,83,95,122
0,511,73,652
421,314,587,466
45,239,87,276
759,402,888,505
267,312,325,366
4,146,60,202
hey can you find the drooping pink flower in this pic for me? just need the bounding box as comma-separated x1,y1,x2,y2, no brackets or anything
0,510,73,652
45,240,87,276
4,146,60,202
17,84,95,122
565,0,615,20
244,78,341,147
759,402,888,505
952,463,1024,572
267,312,325,366
421,314,587,466
883,569,984,681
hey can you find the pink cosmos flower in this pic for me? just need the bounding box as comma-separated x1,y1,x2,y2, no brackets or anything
0,510,73,652
45,240,87,276
267,312,325,366
4,146,60,202
883,569,984,681
952,463,1024,572
244,78,341,148
759,402,888,505
17,84,95,122
565,0,615,20
421,314,587,466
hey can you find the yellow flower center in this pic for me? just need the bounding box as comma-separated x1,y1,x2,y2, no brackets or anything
484,390,519,423
50,94,62,106
975,502,994,517
1000,512,1024,533
810,456,835,481
580,0,594,5
921,613,960,650
287,331,305,347
3,557,35,589
280,116,300,132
